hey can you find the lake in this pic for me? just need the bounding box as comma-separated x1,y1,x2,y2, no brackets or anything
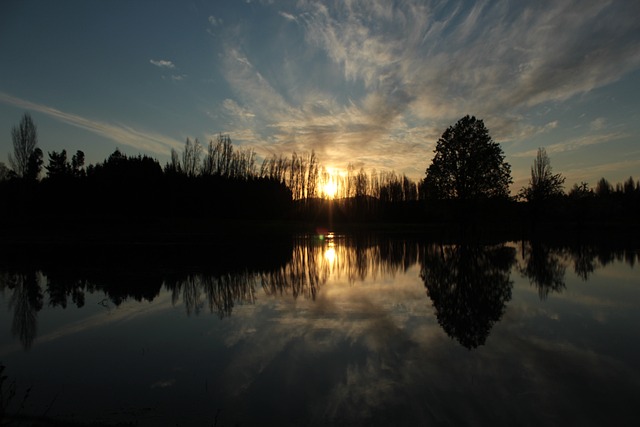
1,233,639,426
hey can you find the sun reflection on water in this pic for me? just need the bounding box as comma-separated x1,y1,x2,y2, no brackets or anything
324,245,336,264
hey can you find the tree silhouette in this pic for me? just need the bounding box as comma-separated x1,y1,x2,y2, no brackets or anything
24,148,43,181
45,149,72,179
568,181,592,199
8,113,38,178
181,137,202,177
71,150,85,177
424,115,512,200
519,148,565,202
595,177,613,197
0,162,9,181
420,243,515,349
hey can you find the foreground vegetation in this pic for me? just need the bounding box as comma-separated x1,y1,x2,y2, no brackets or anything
1,113,638,237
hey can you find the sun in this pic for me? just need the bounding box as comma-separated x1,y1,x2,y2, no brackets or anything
322,181,338,199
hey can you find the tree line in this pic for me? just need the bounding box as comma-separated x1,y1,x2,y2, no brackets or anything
1,112,638,227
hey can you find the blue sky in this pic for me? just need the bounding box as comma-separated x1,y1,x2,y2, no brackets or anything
1,0,639,190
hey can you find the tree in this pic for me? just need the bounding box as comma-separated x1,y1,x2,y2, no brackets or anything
165,148,182,175
0,162,9,181
519,148,565,202
46,149,71,179
424,115,512,200
181,137,202,177
71,150,85,177
25,148,43,181
568,181,591,199
622,176,636,195
595,177,612,197
8,113,38,178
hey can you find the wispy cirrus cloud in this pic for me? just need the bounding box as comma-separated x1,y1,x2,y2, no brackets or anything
0,92,182,154
149,59,175,69
299,0,640,120
512,132,629,158
220,40,433,172
217,0,640,176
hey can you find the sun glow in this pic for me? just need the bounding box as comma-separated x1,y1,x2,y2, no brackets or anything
322,181,338,199
324,246,336,264
321,168,341,199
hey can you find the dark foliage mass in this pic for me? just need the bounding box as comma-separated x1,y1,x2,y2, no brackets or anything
420,243,515,349
424,115,512,200
0,113,639,228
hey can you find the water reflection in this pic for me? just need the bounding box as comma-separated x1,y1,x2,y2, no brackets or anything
1,271,43,350
519,241,566,300
0,236,638,351
420,243,515,349
518,240,640,299
166,272,258,318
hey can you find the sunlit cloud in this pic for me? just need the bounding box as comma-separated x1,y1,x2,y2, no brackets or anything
0,92,182,155
223,98,256,121
512,132,629,158
212,0,640,178
149,59,175,69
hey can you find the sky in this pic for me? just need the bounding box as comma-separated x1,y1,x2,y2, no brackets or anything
1,0,640,191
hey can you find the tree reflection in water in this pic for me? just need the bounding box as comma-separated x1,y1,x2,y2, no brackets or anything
166,272,259,318
519,241,566,299
0,236,638,351
420,243,516,349
0,271,43,350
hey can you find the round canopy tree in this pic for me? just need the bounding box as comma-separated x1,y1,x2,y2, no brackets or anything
424,115,512,200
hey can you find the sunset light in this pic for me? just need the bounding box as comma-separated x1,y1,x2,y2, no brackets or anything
1,1,640,427
322,180,338,199
323,246,336,264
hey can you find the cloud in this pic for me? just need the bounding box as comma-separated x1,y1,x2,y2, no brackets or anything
590,117,606,131
491,118,559,143
149,59,175,69
223,99,256,120
298,0,640,127
0,92,182,155
220,40,432,171
563,158,640,185
278,11,297,22
512,132,628,158
208,15,222,26
216,0,640,177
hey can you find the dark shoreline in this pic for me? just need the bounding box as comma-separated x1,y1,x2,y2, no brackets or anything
2,217,639,248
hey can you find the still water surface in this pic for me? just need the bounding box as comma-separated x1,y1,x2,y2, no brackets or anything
1,234,639,426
